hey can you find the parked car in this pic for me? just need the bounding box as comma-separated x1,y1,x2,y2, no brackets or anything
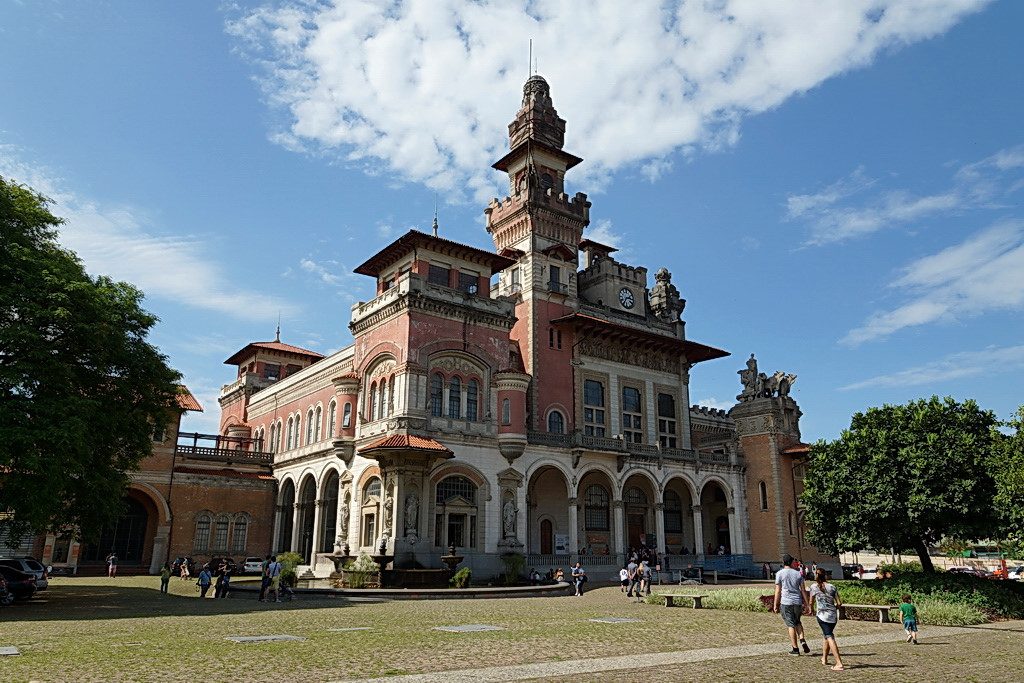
947,566,990,578
242,557,264,575
207,557,237,573
1007,565,1024,581
0,557,49,591
0,576,13,606
0,565,37,601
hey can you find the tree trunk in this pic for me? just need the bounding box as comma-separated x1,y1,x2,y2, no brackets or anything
913,538,934,573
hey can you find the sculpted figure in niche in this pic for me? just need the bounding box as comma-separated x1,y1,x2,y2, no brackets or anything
339,498,351,541
383,493,394,533
502,498,517,538
404,492,419,535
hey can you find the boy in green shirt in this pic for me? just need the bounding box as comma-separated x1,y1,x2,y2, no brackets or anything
899,594,919,644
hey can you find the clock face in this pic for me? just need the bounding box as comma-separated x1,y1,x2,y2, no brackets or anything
618,287,635,309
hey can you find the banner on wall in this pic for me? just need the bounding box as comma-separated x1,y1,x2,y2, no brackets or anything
554,534,569,554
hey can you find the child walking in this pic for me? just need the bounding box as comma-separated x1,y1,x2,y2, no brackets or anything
900,595,919,644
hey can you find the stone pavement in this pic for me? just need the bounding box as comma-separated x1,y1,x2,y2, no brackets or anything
338,624,988,683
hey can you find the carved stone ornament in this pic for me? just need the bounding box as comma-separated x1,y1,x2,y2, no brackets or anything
431,356,484,377
502,496,517,539
649,267,686,323
577,337,679,373
404,491,419,536
737,353,797,402
369,358,398,379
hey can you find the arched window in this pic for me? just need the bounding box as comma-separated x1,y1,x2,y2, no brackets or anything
547,410,564,434
321,471,339,553
306,409,314,445
361,477,382,547
327,400,337,437
231,514,248,554
286,417,294,450
276,420,283,452
364,477,382,500
194,514,211,551
268,423,276,453
430,374,443,417
501,398,511,425
436,475,477,504
624,486,647,505
295,415,301,447
584,485,609,531
759,481,768,511
387,377,395,416
342,402,352,429
369,381,378,421
378,379,387,418
448,377,461,419
213,514,230,551
664,490,683,533
314,405,322,441
466,380,478,421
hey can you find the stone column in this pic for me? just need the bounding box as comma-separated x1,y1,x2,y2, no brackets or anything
311,497,324,559
612,499,625,558
654,503,666,556
727,506,739,556
151,525,170,574
567,497,579,561
290,503,301,554
692,504,704,561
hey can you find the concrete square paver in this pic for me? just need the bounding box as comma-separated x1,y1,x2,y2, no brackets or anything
0,646,21,656
432,624,506,633
588,617,640,624
225,635,306,643
328,627,374,632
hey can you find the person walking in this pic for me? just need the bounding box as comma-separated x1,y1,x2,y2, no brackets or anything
641,559,653,597
900,594,920,644
218,562,232,598
159,562,171,594
258,555,272,601
180,559,190,581
267,555,283,602
197,565,212,598
809,568,846,670
619,565,629,592
773,554,811,655
626,557,640,598
105,552,118,578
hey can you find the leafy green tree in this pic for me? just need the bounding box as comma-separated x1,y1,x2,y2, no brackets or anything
993,406,1024,545
802,396,1000,572
0,176,180,545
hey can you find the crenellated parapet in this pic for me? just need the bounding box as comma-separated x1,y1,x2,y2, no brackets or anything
485,188,590,232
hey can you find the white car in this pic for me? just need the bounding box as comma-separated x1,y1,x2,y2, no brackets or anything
1007,565,1024,581
242,557,264,575
0,557,49,591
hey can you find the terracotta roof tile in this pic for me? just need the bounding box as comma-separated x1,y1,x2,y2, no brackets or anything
360,434,453,454
175,386,203,412
781,443,811,455
224,340,325,365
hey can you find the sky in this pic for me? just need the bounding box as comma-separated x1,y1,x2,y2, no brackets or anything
1,0,1022,440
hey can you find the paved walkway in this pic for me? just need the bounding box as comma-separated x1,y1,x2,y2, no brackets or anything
338,624,992,683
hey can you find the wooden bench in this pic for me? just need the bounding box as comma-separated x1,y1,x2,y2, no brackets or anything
840,604,892,623
663,594,708,609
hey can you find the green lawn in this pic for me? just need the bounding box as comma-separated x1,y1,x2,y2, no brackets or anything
0,577,1019,682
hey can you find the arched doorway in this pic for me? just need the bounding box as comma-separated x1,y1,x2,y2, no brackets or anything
297,476,316,562
320,471,339,553
700,480,731,554
527,465,569,556
277,480,295,553
662,477,696,555
622,473,657,551
80,495,152,567
540,519,553,554
578,468,616,555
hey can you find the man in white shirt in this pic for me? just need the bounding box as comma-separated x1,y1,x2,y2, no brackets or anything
773,554,811,655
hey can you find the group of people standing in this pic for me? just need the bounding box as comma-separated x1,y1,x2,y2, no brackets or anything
619,556,654,601
773,554,921,671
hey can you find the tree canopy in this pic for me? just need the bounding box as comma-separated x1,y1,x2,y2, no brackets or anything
801,396,1001,572
0,176,181,545
993,407,1024,545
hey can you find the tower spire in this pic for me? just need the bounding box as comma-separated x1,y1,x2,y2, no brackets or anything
275,313,281,342
432,196,439,237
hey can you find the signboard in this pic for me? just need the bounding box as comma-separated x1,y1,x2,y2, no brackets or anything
554,534,569,554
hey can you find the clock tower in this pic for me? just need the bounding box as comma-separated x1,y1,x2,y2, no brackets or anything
486,75,591,431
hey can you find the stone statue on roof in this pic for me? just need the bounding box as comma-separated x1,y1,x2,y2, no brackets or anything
649,268,685,322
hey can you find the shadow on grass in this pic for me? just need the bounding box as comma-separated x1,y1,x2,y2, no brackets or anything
0,583,357,623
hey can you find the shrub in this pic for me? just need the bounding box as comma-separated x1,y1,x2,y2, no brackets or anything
501,553,525,586
276,552,303,573
836,571,1024,619
280,568,298,588
343,553,380,589
703,588,771,612
877,561,922,574
915,597,987,626
450,567,472,588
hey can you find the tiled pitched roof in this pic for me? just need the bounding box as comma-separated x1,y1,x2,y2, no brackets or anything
781,443,811,455
360,434,453,454
175,386,203,412
224,341,325,365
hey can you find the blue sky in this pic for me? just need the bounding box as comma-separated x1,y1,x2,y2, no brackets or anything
2,1,1021,440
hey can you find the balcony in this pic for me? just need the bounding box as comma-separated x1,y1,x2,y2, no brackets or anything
174,432,273,466
547,281,568,294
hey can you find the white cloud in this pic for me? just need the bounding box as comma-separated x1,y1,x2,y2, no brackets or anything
695,397,733,411
1,149,292,320
226,1,990,202
842,219,1024,345
586,218,622,248
840,344,1024,391
790,144,1024,245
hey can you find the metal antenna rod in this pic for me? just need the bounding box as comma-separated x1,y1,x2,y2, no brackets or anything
528,39,532,79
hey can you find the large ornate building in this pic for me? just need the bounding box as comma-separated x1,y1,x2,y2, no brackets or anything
210,75,836,578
